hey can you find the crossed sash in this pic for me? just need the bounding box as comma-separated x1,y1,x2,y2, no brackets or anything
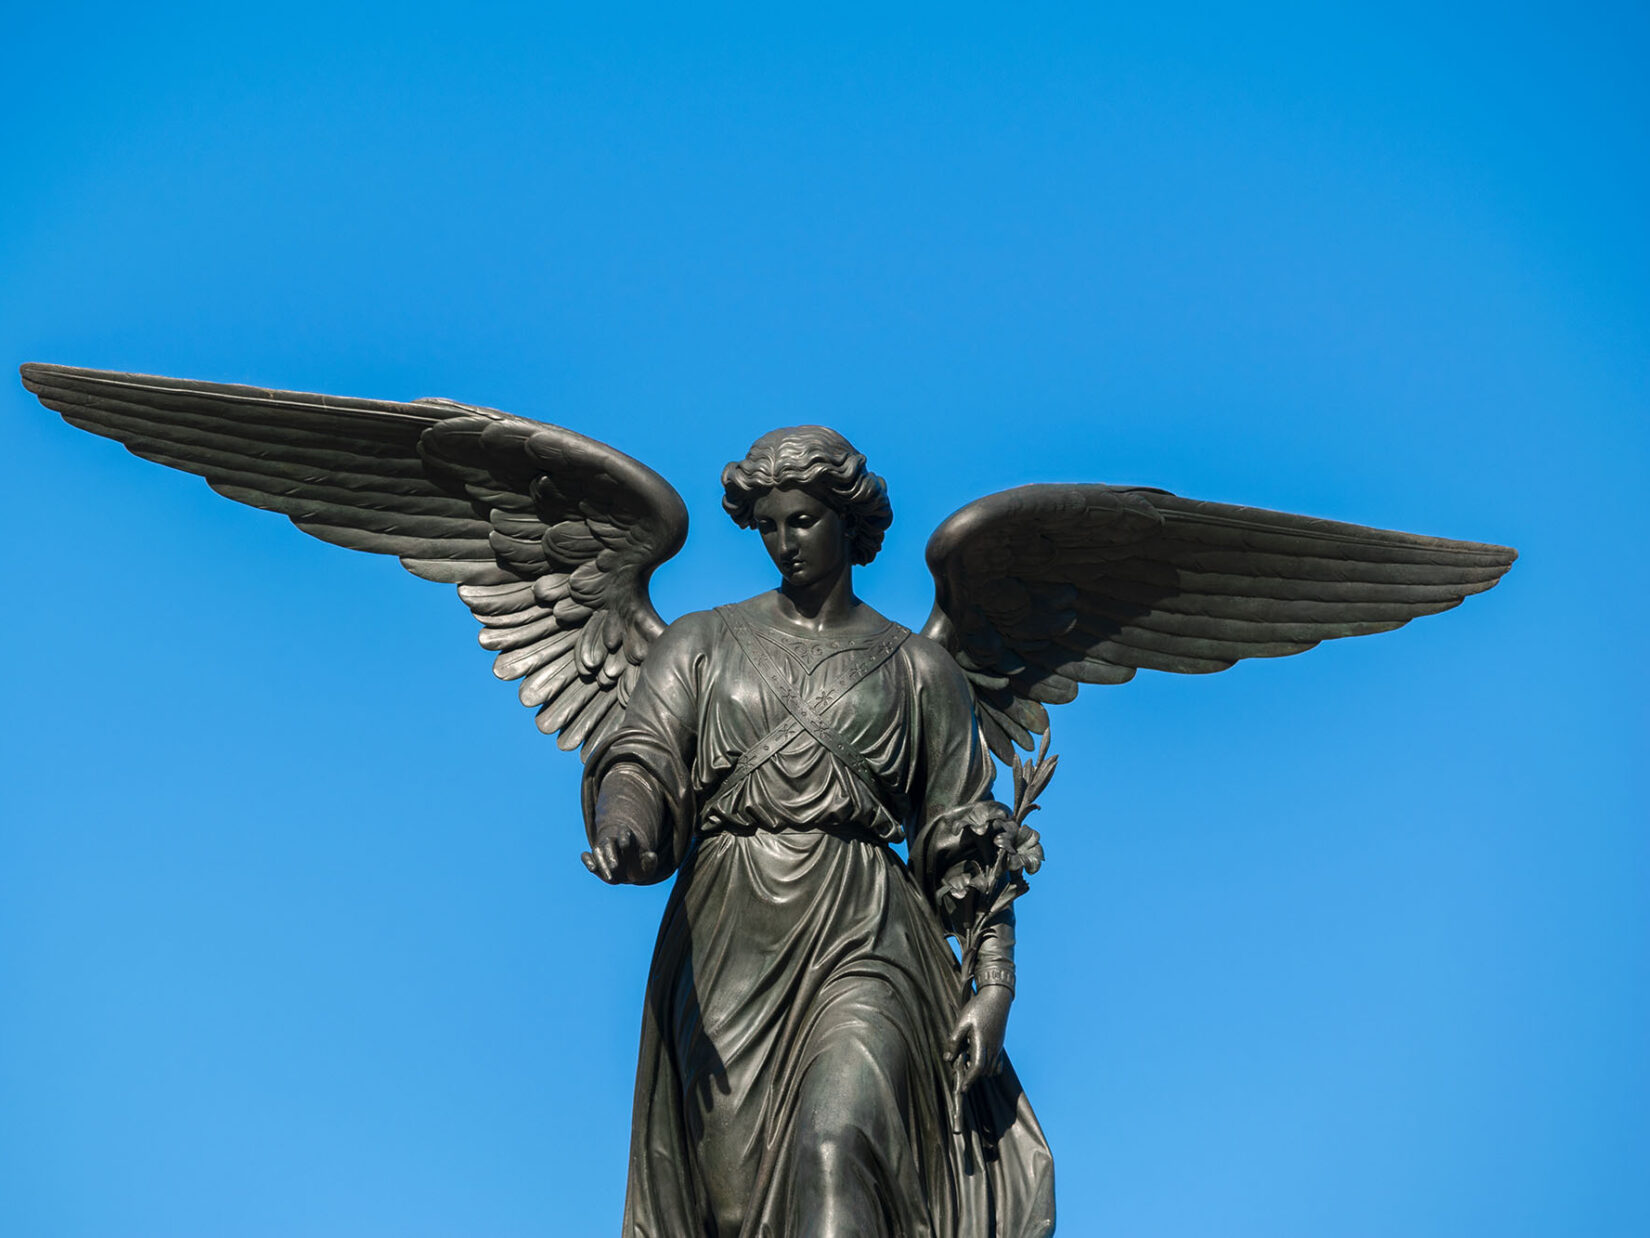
705,605,910,839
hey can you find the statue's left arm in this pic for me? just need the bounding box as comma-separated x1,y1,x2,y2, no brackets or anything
904,636,1019,1088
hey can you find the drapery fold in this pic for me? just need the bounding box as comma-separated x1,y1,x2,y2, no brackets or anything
584,604,1055,1237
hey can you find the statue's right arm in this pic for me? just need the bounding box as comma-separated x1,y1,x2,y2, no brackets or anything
582,763,668,884
579,611,715,885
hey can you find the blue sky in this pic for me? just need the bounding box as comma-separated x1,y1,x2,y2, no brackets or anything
1,4,1645,1235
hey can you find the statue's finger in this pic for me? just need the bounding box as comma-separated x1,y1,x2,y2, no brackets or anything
639,850,658,880
580,850,599,874
964,1029,986,1087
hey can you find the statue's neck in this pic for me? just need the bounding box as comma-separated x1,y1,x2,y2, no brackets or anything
774,568,858,633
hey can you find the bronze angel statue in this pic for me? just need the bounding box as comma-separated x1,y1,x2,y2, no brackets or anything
20,363,1516,1238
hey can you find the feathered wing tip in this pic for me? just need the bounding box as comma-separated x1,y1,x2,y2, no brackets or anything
921,482,1516,760
20,363,690,758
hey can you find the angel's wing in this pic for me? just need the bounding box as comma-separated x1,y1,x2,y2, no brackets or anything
20,363,688,755
921,483,1517,761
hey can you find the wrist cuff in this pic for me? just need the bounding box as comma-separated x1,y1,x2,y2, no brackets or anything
973,963,1016,995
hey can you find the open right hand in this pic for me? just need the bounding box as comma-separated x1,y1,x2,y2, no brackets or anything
581,820,659,884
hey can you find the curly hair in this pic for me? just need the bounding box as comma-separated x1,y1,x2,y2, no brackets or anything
721,426,893,566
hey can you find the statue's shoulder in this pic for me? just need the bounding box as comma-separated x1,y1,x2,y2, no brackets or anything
651,608,724,657
661,598,779,637
662,607,723,633
898,628,967,686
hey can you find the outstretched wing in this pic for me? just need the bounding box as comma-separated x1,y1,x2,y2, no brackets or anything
20,363,688,755
921,483,1517,761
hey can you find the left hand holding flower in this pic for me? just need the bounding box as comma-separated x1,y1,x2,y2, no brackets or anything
944,984,1012,1091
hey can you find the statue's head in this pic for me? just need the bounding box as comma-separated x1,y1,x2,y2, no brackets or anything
721,426,893,567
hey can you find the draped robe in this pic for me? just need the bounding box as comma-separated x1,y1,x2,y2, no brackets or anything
582,601,1056,1238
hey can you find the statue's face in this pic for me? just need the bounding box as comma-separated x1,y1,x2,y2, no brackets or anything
752,487,849,589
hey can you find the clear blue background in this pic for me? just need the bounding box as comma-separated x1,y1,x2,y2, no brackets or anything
2,4,1644,1235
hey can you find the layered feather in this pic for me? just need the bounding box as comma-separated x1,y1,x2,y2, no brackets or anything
922,483,1517,761
20,363,688,755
